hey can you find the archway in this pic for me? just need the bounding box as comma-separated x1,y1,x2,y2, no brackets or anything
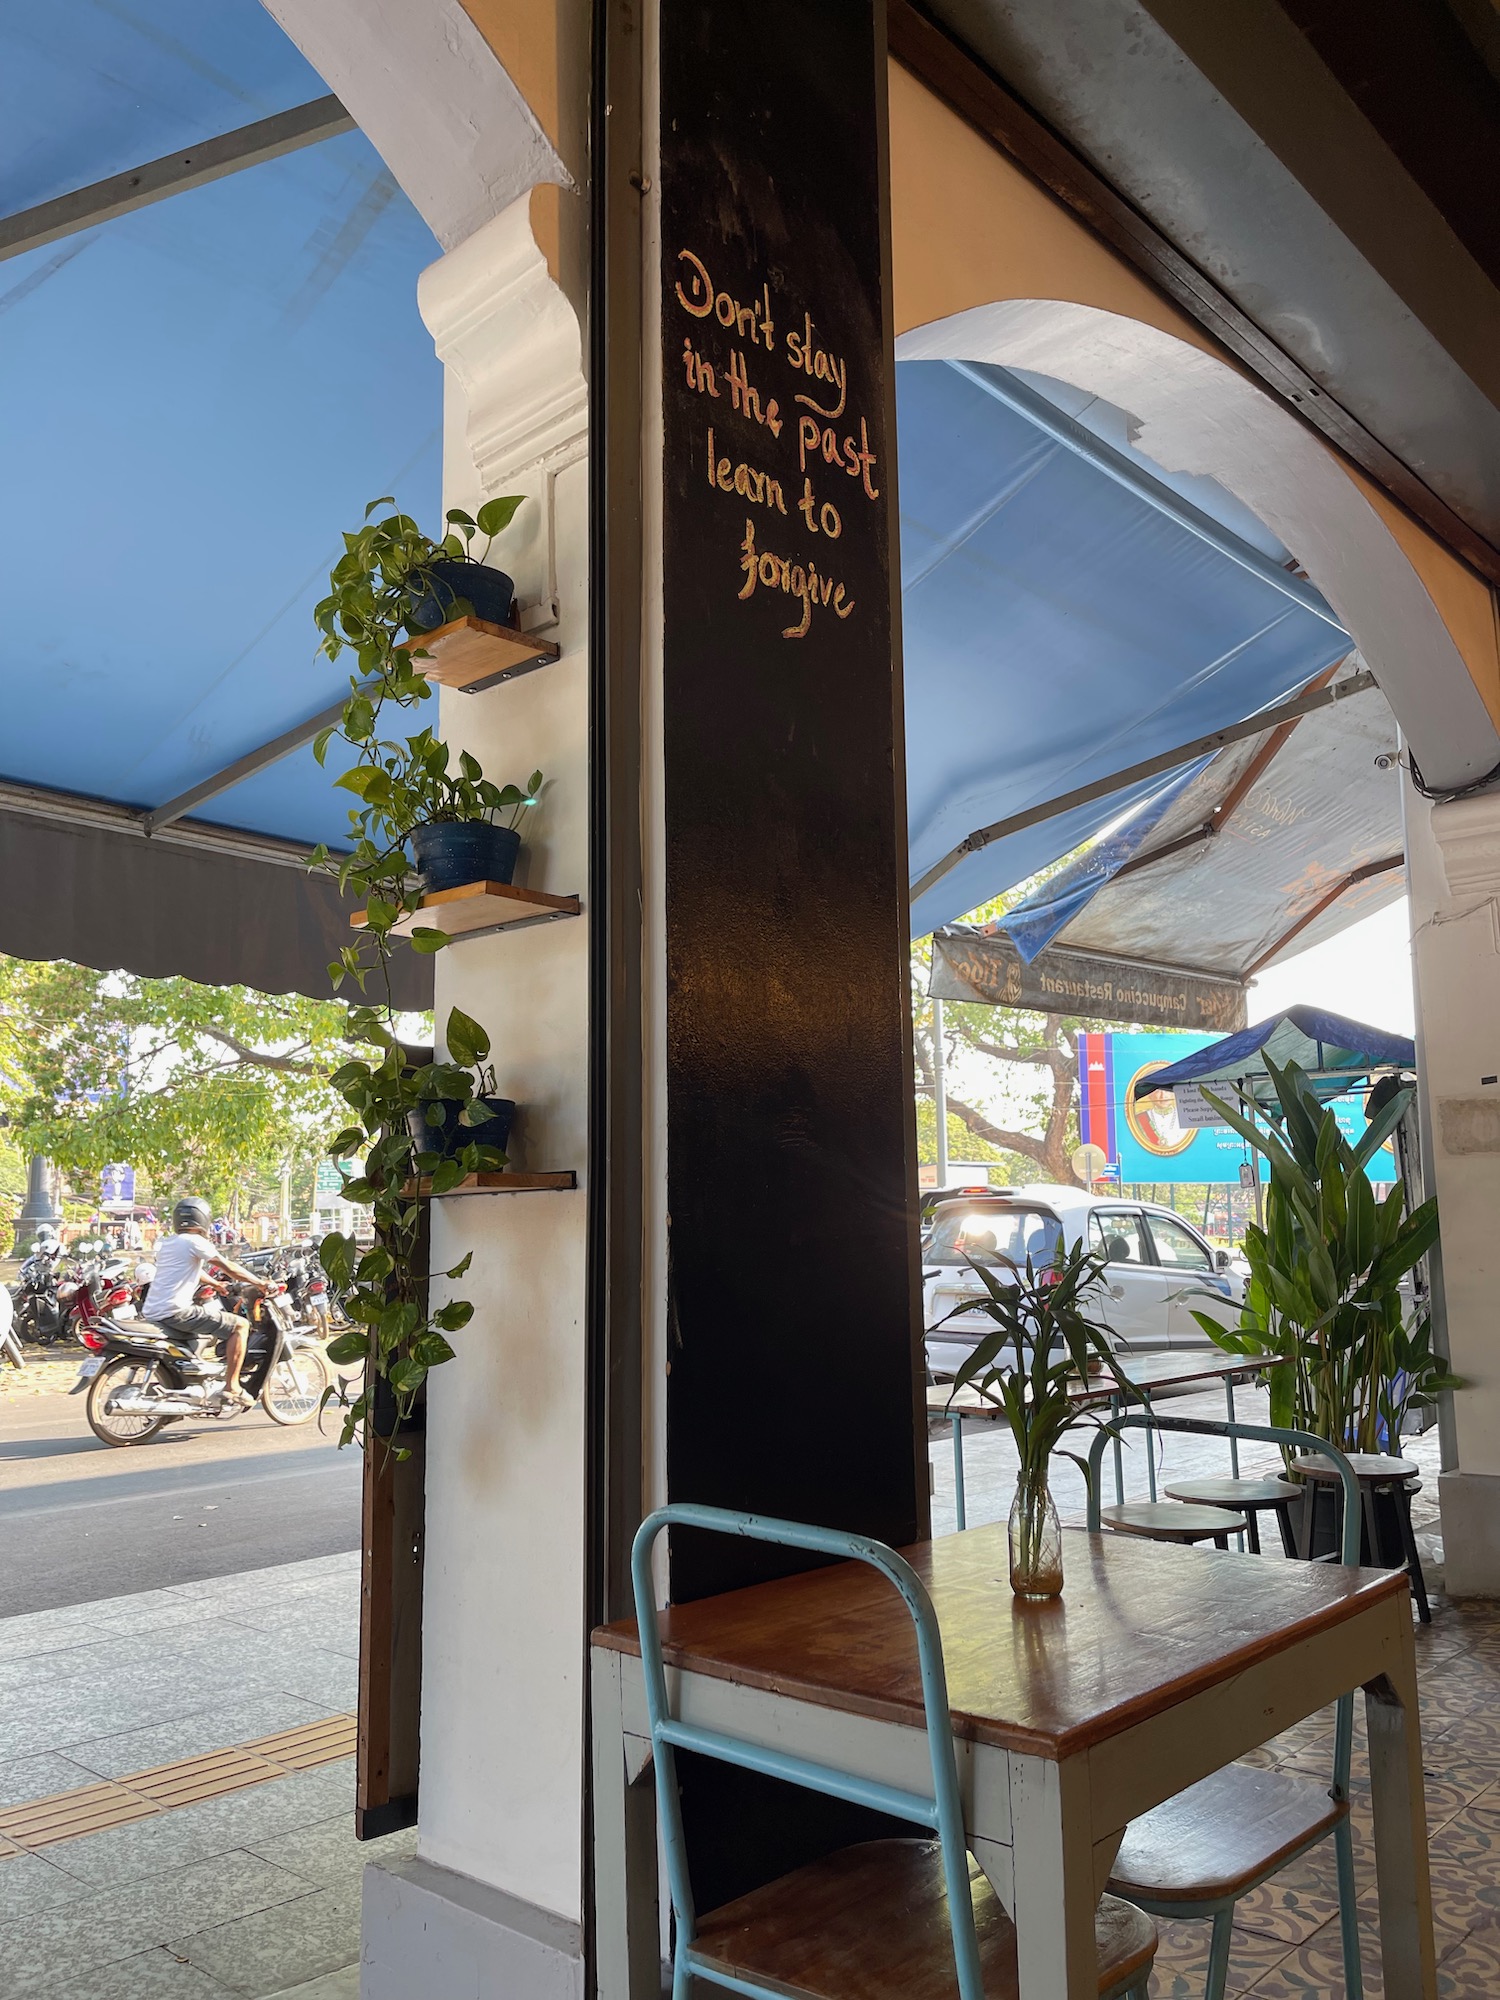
897,298,1499,792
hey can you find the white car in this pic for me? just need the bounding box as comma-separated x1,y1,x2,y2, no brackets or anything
922,1184,1244,1381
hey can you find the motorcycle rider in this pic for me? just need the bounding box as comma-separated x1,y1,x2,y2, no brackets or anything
141,1198,266,1408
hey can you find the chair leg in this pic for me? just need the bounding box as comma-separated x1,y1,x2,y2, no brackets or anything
1333,1815,1365,1999
1205,1905,1235,2000
1212,1532,1230,1550
1245,1507,1262,1555
1275,1498,1298,1558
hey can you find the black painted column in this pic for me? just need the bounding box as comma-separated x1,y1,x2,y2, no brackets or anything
659,0,922,1604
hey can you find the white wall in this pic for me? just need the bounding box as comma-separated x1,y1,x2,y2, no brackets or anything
411,200,591,1924
1405,780,1500,1591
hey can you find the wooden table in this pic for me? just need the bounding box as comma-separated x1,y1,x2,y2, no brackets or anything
592,1528,1434,1999
929,1352,1285,1529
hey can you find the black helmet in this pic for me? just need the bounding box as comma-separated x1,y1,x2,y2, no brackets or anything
173,1197,212,1234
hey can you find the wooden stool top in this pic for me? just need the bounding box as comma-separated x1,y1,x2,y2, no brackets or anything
1294,1453,1418,1484
1100,1502,1250,1543
1164,1477,1301,1508
695,1838,1158,2000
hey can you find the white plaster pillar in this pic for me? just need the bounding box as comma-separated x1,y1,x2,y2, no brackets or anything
1405,779,1500,1595
361,193,590,1997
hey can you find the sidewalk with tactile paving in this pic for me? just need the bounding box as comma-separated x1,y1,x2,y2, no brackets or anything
0,1552,412,1999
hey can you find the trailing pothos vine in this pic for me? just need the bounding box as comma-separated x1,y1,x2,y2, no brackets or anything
307,497,529,1451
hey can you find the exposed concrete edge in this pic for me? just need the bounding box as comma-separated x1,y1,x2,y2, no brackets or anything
1439,1470,1500,1598
362,1854,584,1999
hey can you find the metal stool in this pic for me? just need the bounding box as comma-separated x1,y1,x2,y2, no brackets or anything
1293,1453,1430,1623
1099,1502,1249,1549
1163,1476,1302,1555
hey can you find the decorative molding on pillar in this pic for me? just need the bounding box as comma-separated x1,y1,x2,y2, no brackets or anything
418,196,587,493
1432,790,1500,902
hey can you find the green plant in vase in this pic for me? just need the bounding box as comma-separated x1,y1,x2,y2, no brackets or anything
305,499,543,1454
945,1238,1133,1596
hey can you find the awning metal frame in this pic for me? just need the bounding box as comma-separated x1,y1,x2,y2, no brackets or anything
911,669,1377,903
948,361,1350,639
0,96,355,264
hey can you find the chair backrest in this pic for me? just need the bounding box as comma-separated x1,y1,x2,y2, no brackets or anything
1084,1414,1361,1802
630,1502,985,2000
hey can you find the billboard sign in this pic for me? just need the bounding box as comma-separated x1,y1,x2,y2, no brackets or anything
1079,1031,1395,1184
100,1163,135,1207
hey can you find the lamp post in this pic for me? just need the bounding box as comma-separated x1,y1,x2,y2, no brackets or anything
12,1153,62,1253
932,996,949,1191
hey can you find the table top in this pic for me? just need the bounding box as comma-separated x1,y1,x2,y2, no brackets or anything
927,1349,1283,1419
594,1527,1405,1762
1295,1452,1420,1482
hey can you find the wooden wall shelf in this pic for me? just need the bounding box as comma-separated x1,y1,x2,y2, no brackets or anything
352,880,580,943
404,616,559,694
405,1171,577,1197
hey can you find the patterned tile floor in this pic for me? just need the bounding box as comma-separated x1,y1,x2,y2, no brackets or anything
930,1384,1500,1996
1145,1590,1500,1998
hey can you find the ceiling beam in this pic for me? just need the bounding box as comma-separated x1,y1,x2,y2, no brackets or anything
910,670,1377,904
0,96,356,264
887,0,1500,593
141,686,370,836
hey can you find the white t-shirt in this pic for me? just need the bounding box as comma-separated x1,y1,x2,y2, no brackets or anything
143,1232,217,1319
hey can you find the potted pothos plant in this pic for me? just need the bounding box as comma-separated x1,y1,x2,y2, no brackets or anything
945,1238,1133,1597
307,498,541,1451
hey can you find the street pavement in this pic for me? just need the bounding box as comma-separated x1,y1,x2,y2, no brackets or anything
0,1552,410,1998
0,1369,362,1616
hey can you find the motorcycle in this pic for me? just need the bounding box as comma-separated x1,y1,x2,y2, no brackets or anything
72,1280,332,1447
65,1256,151,1345
12,1247,74,1345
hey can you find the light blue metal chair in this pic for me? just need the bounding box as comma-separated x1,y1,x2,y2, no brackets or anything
1086,1416,1365,2000
631,1501,1157,2000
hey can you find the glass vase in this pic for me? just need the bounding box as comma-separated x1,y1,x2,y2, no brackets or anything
1009,1473,1064,1598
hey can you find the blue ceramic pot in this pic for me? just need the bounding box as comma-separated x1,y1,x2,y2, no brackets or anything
410,821,520,893
405,1095,515,1162
406,558,515,633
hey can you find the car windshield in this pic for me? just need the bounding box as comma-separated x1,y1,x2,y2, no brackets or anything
925,1206,1062,1269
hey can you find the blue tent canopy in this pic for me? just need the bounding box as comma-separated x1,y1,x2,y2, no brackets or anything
897,360,1352,938
1135,1006,1416,1104
0,0,442,999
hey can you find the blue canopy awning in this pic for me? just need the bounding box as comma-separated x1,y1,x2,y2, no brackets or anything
898,360,1353,937
1135,1006,1416,1103
0,0,442,1000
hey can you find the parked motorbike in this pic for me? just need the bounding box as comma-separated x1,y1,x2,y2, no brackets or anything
64,1256,152,1346
73,1280,332,1447
12,1246,73,1345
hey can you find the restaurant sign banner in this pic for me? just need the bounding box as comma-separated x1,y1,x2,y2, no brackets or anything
929,929,1248,1035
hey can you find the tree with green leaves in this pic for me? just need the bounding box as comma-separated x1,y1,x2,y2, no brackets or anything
911,919,1088,1186
0,955,359,1216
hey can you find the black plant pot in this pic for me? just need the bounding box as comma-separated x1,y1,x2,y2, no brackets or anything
406,558,515,634
405,1095,515,1162
410,821,521,893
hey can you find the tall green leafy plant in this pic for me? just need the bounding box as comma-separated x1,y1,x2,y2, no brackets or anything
306,499,534,1450
1192,1057,1455,1451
